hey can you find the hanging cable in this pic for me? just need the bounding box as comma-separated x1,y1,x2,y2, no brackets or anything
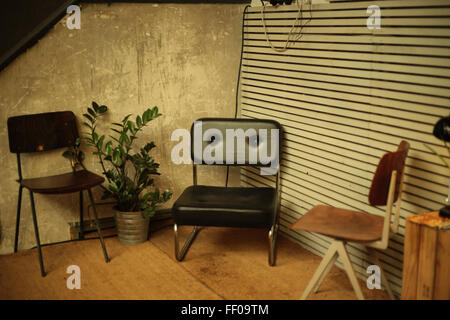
261,0,312,53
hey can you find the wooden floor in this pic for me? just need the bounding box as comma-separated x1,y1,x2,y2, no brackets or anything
0,224,390,300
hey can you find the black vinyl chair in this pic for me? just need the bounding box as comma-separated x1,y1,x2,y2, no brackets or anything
7,111,110,277
172,118,282,266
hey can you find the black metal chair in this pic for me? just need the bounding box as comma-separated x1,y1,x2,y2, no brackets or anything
172,118,282,266
7,111,110,277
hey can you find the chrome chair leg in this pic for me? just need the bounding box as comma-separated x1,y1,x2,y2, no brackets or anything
174,224,199,261
268,223,278,266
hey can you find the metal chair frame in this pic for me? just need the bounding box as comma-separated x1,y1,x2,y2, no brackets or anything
174,162,281,266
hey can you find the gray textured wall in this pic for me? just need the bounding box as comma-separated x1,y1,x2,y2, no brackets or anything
0,3,243,254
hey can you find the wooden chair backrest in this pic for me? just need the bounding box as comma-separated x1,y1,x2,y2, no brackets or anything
368,141,410,207
7,111,78,154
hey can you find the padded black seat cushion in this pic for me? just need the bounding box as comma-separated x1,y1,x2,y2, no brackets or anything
173,185,277,228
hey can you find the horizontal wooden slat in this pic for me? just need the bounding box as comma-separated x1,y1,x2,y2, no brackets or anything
246,7,450,19
245,34,450,47
241,100,450,157
243,49,450,78
245,17,450,27
241,82,438,131
246,0,450,12
244,40,450,57
243,65,450,106
244,26,450,37
244,51,450,76
241,75,446,122
242,107,450,178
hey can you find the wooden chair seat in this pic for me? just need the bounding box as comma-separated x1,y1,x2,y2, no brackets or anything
290,205,384,242
19,170,104,194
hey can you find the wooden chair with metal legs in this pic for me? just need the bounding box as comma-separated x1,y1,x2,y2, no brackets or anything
7,111,110,277
290,140,410,300
172,118,282,266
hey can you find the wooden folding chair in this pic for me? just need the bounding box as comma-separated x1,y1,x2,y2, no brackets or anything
290,141,409,299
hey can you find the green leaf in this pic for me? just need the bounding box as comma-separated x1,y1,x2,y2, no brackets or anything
92,101,100,112
83,122,92,129
98,105,108,114
122,132,131,145
112,148,121,165
142,109,150,123
88,108,96,117
143,207,156,218
83,113,94,123
105,141,113,156
78,150,85,162
109,181,119,192
144,142,155,152
136,115,142,128
152,106,158,117
127,121,136,134
62,150,74,159
122,114,132,124
97,135,105,149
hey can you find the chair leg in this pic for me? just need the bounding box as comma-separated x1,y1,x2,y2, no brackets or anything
368,248,395,300
301,241,339,300
313,250,338,294
14,186,23,253
79,191,84,240
86,189,110,263
28,190,45,277
174,224,199,261
336,241,364,300
268,224,278,266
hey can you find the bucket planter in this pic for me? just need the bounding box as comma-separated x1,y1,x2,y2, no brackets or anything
115,209,150,245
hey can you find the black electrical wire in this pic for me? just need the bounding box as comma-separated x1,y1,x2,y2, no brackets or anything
226,4,251,188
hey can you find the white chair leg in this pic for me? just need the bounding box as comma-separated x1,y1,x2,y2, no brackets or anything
336,241,364,300
313,251,338,294
369,248,395,300
301,241,339,300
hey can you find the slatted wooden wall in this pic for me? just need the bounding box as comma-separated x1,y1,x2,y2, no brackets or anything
239,0,450,297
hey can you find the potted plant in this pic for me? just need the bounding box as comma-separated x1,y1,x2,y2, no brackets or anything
65,102,172,244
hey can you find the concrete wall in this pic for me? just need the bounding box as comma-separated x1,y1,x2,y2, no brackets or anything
0,3,244,254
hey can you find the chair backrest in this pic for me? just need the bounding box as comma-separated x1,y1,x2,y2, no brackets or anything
368,140,410,207
190,118,282,167
7,111,78,154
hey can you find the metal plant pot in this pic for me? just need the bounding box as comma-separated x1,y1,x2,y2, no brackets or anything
114,209,150,245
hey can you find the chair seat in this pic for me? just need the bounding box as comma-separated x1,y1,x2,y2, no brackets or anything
290,205,384,242
172,185,277,228
19,170,104,194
